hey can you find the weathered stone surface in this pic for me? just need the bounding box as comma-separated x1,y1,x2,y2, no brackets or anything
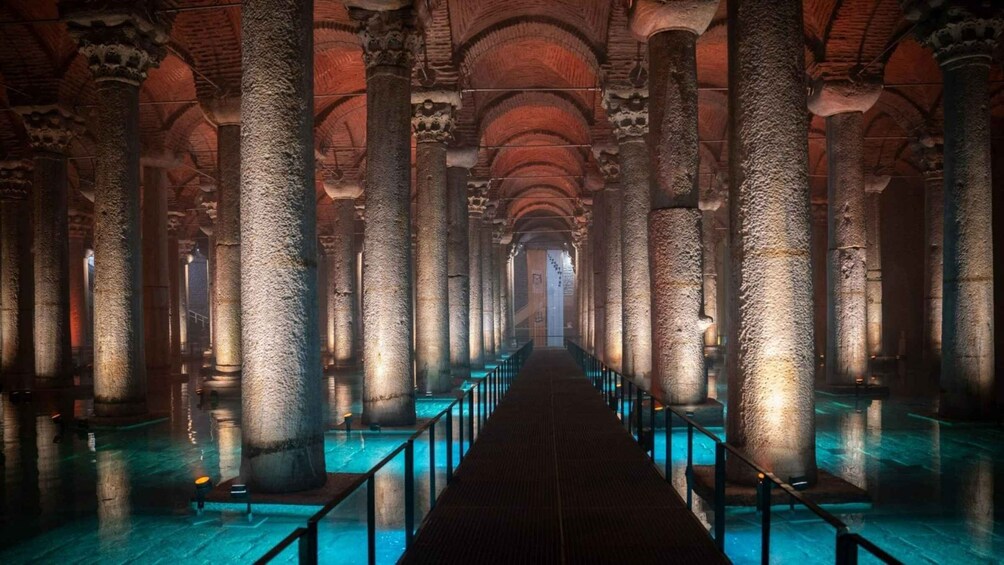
865,174,890,358
323,200,357,367
0,161,34,383
447,164,471,379
481,222,496,360
628,0,718,40
468,184,487,369
141,165,171,374
209,123,242,383
726,0,816,485
240,0,326,491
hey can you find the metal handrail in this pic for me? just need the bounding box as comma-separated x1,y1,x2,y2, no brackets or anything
255,340,534,565
565,340,902,565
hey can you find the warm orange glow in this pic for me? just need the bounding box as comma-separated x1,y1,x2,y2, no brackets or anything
195,476,211,485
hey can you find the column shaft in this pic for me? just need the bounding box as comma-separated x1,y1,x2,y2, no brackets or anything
618,138,652,384
825,112,868,385
924,171,944,374
328,200,357,367
1,193,33,379
211,123,242,380
168,234,181,360
492,240,502,353
447,167,470,378
592,196,606,359
142,165,170,373
69,232,89,357
415,141,450,393
481,223,495,360
604,188,624,372
469,213,484,368
32,153,72,383
865,190,883,357
241,0,326,491
725,0,816,484
499,246,510,349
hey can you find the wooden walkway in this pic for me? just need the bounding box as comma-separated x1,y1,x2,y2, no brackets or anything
400,348,728,564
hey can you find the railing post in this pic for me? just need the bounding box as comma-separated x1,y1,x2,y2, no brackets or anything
367,475,376,565
665,408,672,483
648,394,655,461
835,531,858,565
297,530,311,565
445,408,454,483
458,399,465,463
303,521,318,565
635,387,643,442
686,422,694,510
759,475,771,565
714,441,726,553
429,423,437,509
467,391,474,450
405,439,415,548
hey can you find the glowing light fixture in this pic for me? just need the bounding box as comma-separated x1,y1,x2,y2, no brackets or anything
789,475,809,491
344,412,354,434
194,476,213,513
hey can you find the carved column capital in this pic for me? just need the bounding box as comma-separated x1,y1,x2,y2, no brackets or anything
412,90,460,143
592,144,621,182
910,134,945,180
351,7,419,70
68,210,93,238
14,105,85,154
167,211,186,235
903,1,1003,69
602,85,649,140
61,3,170,84
318,235,339,256
0,160,33,200
199,94,242,127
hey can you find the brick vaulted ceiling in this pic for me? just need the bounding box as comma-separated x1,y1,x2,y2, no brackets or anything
0,0,1002,247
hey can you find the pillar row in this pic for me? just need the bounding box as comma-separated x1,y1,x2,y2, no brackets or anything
64,7,170,418
167,211,185,361
593,146,622,371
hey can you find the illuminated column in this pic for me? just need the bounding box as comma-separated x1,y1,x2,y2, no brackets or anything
491,229,502,353
447,148,477,379
481,220,496,360
412,90,459,394
864,174,890,358
178,239,194,356
583,207,594,350
913,138,944,377
468,184,488,369
808,79,881,385
202,97,242,387
498,237,511,349
0,161,34,382
591,193,606,358
68,211,92,358
725,0,816,483
141,155,174,375
167,211,185,361
352,5,418,425
241,0,326,490
593,145,623,372
322,181,361,368
603,87,652,384
701,197,724,354
64,7,169,417
904,1,1000,419
630,0,716,403
15,107,81,385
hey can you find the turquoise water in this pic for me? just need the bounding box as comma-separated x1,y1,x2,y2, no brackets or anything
582,366,1004,565
0,358,497,564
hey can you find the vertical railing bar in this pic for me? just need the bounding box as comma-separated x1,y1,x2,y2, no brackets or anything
445,408,454,483
429,422,436,509
760,475,771,565
367,475,376,565
686,422,695,510
405,439,415,548
714,441,726,553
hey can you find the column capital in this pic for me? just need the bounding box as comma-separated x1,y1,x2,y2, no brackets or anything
412,90,460,143
447,146,479,169
61,2,170,85
324,179,364,201
201,200,218,224
807,78,883,117
864,174,892,195
903,1,1003,69
355,203,366,221
592,144,620,182
910,134,945,179
628,0,718,41
14,105,85,154
468,191,489,218
141,148,181,169
167,210,186,235
68,209,93,238
0,160,33,200
199,94,241,127
351,7,419,70
602,85,649,140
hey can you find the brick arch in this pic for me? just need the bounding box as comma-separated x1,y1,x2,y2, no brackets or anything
172,5,241,96
812,0,903,75
478,91,591,138
499,177,580,202
314,94,367,157
0,0,70,104
508,188,576,220
490,146,586,182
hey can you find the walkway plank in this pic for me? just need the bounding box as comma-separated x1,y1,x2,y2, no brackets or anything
399,349,728,565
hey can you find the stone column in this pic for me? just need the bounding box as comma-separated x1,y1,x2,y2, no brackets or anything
864,174,891,358
591,193,606,358
808,79,882,386
905,1,1001,419
481,220,496,360
68,210,92,359
498,237,511,350
63,8,169,417
468,184,488,370
241,0,326,491
491,230,502,353
0,161,34,382
167,211,185,361
178,239,194,356
141,155,174,375
593,146,623,372
412,91,459,393
582,208,594,350
15,106,81,386
913,138,944,378
202,97,243,388
630,0,716,404
725,0,816,484
603,87,653,385
322,181,362,368
447,148,477,380
352,5,418,425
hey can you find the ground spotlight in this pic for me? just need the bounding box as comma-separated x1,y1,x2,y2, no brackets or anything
194,476,213,513
344,412,353,433
230,483,252,520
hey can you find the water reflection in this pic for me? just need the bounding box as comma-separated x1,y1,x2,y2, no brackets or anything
96,449,130,550
961,455,994,553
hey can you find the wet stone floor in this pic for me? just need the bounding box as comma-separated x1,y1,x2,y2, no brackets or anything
0,358,500,564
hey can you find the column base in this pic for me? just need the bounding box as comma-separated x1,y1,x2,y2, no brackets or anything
204,370,242,392
691,466,870,507
363,395,417,427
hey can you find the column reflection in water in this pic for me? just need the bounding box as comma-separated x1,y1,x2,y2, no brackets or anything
961,455,993,553
838,407,867,490
375,461,404,529
327,375,355,429
865,399,881,494
36,410,61,519
211,397,242,482
96,448,131,550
